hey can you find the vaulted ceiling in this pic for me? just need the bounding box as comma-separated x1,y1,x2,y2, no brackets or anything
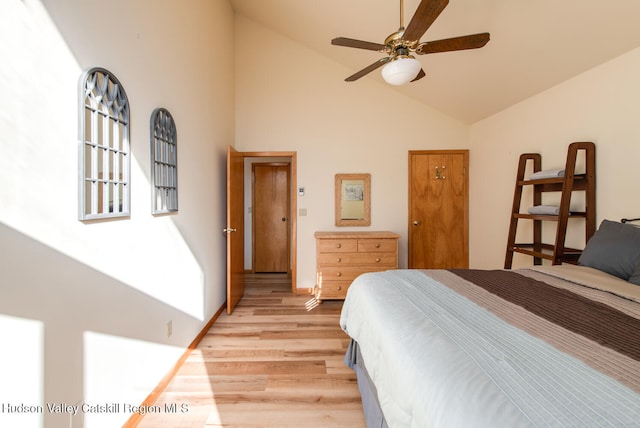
230,0,640,124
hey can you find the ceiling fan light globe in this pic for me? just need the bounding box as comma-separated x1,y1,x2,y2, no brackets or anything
381,57,421,85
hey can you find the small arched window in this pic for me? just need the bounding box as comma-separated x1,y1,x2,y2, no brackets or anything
78,67,130,220
150,108,178,214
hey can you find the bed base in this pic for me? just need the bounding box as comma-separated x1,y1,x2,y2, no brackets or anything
345,340,389,428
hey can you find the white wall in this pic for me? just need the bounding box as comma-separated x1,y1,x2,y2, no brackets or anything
470,47,640,269
234,15,470,289
0,1,234,427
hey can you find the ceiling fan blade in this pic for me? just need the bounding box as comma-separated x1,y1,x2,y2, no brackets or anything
332,37,387,52
416,33,490,54
411,69,426,82
402,0,449,43
345,57,391,82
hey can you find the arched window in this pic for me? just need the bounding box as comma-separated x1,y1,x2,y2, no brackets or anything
150,108,178,214
78,67,130,220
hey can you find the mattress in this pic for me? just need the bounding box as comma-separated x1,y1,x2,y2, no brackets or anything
340,266,640,427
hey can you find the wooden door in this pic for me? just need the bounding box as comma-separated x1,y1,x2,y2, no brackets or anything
226,146,245,314
253,163,290,273
408,150,469,269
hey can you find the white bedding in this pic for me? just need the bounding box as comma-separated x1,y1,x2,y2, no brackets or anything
340,268,640,428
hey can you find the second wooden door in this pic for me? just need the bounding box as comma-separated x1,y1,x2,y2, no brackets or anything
408,150,469,269
253,163,290,273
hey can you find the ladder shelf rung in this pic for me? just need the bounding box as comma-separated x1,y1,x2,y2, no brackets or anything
512,243,582,253
517,175,589,192
510,245,582,262
518,173,587,186
512,212,587,220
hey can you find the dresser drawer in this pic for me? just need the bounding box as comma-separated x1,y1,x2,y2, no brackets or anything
358,238,397,253
315,280,351,299
317,239,358,253
317,252,397,267
317,267,365,282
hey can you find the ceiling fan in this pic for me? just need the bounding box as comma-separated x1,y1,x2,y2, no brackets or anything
331,0,490,85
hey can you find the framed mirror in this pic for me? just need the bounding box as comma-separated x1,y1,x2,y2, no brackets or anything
335,173,371,226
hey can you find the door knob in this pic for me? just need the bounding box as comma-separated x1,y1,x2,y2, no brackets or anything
413,221,422,226
223,227,237,234
281,217,287,222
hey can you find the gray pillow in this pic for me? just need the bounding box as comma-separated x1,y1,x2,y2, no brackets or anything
629,261,640,285
578,220,640,280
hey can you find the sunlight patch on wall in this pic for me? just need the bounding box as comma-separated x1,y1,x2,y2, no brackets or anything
0,315,44,428
0,0,205,319
83,331,186,427
79,208,206,319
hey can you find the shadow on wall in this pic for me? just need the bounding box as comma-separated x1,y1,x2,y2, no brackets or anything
0,223,204,428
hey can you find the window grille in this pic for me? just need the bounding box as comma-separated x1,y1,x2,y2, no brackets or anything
78,67,130,220
150,108,178,213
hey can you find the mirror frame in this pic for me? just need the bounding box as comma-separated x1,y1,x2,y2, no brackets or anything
335,173,371,226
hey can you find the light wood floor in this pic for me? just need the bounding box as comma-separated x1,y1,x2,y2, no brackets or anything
136,274,366,427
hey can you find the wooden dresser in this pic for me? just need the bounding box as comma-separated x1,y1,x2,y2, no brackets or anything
314,231,400,301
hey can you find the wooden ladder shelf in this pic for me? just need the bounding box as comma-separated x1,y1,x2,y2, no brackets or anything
504,142,596,268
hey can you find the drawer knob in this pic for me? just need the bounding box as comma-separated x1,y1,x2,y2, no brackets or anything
337,286,342,291
336,257,342,262
375,243,381,248
336,272,342,277
336,243,342,248
376,258,381,262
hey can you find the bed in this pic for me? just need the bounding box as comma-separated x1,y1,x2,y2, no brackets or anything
340,220,640,427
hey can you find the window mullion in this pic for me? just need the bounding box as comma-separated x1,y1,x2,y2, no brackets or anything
122,125,130,213
112,119,121,213
90,109,99,215
101,112,110,213
163,139,168,200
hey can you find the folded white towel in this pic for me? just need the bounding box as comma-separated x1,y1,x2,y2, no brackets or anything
528,205,560,215
528,169,565,180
